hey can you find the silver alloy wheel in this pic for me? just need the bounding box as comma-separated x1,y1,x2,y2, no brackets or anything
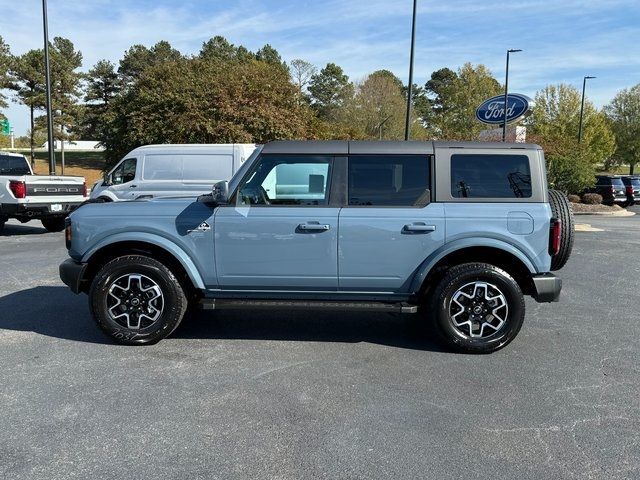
449,281,508,339
107,274,164,330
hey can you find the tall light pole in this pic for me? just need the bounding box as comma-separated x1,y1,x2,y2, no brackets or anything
502,48,522,142
578,76,596,143
404,0,418,141
42,0,56,175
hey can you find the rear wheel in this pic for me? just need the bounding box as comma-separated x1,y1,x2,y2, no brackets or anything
41,217,66,232
425,263,525,354
548,189,574,271
89,255,188,345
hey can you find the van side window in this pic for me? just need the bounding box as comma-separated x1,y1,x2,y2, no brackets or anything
237,155,332,206
143,155,182,181
111,158,137,185
348,155,430,207
451,154,532,198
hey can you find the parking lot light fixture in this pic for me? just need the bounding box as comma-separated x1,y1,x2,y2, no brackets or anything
404,0,418,141
578,76,596,143
502,49,522,142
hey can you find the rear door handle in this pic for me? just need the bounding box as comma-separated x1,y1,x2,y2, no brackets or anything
297,222,331,232
403,223,436,233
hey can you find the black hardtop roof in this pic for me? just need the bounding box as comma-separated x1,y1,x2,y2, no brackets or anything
261,140,541,155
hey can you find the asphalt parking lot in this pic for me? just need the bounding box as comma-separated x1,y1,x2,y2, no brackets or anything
1,209,639,480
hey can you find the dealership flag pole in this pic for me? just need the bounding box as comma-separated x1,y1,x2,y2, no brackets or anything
42,0,56,175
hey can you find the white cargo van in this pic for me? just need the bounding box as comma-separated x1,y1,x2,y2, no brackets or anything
90,144,258,201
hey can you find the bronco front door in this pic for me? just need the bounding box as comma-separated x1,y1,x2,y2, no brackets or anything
214,154,339,290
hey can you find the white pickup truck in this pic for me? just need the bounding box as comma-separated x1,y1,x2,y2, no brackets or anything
0,152,87,233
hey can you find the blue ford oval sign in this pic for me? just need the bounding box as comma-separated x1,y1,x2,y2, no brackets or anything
475,93,533,125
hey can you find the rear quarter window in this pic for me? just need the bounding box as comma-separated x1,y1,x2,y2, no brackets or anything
451,154,532,199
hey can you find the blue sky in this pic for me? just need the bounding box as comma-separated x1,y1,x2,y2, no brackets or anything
2,0,639,135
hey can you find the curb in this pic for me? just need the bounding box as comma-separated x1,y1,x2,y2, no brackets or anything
573,211,636,217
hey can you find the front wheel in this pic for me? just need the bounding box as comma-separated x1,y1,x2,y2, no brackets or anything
41,217,67,232
425,263,525,354
89,255,188,345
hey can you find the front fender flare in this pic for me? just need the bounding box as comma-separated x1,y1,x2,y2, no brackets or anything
81,232,206,290
409,237,537,293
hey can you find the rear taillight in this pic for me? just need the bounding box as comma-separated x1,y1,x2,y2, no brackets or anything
609,186,615,194
626,186,633,195
65,218,72,249
9,180,26,199
549,218,562,256
82,182,88,197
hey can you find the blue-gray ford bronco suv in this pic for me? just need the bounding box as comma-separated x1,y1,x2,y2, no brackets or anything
60,141,573,353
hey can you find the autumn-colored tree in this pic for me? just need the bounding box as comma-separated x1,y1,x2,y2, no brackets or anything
0,36,12,111
103,57,315,167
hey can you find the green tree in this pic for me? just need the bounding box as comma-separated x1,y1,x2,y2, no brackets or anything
255,44,287,71
0,36,12,110
426,63,502,139
10,49,45,163
34,37,83,162
529,84,616,192
339,70,423,140
199,36,253,63
605,84,640,174
78,59,120,140
308,63,353,120
119,41,182,85
103,58,314,167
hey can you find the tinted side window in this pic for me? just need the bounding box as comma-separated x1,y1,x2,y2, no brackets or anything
348,155,430,207
0,155,30,175
451,154,531,198
237,155,332,206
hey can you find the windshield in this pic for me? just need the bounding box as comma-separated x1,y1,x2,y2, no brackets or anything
624,177,640,187
228,145,263,195
0,154,31,175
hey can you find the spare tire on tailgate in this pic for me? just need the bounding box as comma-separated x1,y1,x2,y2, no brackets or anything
548,189,574,271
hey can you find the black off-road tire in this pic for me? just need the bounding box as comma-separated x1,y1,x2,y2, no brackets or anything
425,263,526,354
41,217,66,232
89,255,188,345
548,189,574,271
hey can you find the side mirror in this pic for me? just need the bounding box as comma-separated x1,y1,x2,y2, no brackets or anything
103,173,111,186
212,180,229,205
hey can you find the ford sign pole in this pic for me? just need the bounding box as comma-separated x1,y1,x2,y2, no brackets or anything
42,0,56,175
404,0,417,141
502,49,522,142
578,76,596,143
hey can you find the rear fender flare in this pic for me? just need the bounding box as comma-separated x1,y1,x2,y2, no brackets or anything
409,238,537,293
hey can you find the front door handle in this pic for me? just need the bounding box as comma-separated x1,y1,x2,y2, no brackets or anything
403,223,436,234
297,222,331,232
129,184,137,188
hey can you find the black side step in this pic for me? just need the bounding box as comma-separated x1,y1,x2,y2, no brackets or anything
199,299,418,314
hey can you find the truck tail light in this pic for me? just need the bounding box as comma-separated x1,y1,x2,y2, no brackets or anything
626,185,633,195
549,218,562,256
82,182,88,197
609,186,615,194
9,180,26,199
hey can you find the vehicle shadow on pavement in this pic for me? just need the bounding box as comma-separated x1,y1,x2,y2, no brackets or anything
0,286,447,351
178,309,448,352
0,223,47,236
0,286,109,344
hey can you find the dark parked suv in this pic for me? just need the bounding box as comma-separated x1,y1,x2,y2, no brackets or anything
621,176,640,206
592,175,627,205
